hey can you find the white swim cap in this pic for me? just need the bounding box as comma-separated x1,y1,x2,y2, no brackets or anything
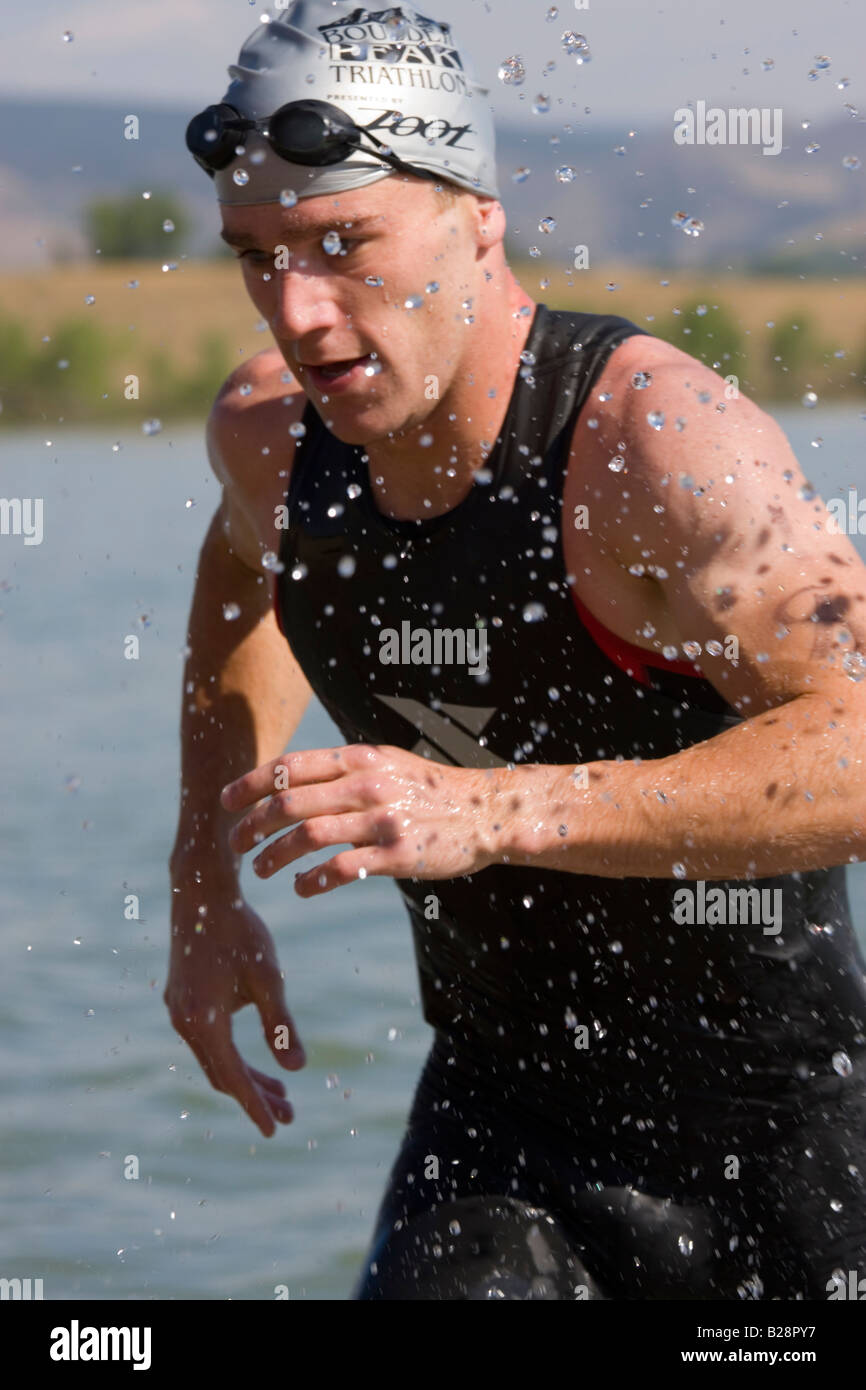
199,2,499,205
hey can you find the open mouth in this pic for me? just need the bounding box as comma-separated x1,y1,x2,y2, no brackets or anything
304,355,379,392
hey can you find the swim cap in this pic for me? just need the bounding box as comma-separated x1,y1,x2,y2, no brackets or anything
208,2,499,205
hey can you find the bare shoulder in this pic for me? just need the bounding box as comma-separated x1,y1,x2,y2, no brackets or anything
206,347,308,571
564,330,777,540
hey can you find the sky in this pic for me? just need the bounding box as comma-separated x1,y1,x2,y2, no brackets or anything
0,0,862,128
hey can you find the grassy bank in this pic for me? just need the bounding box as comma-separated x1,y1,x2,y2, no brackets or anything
0,257,864,425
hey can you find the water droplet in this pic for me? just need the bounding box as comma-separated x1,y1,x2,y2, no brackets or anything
337,555,356,578
608,455,626,473
737,1274,764,1299
672,862,687,879
449,1220,462,1236
801,391,819,408
291,563,308,581
843,652,866,682
832,1050,853,1077
682,640,702,660
843,154,862,171
223,602,241,621
280,189,298,207
705,639,723,657
555,165,576,182
631,371,652,390
163,219,175,233
647,410,665,431
426,281,439,294
365,275,384,287
261,551,284,573
522,602,547,623
798,481,817,501
562,32,591,62
233,169,250,187
289,421,306,438
84,294,95,305
142,419,162,436
545,5,559,18
498,56,526,86
512,166,531,183
539,217,556,235
404,294,423,310
609,940,623,955
678,1234,694,1256
805,141,821,155
62,30,74,42
761,58,775,72
364,359,383,376
814,54,831,70
533,94,551,115
322,231,342,255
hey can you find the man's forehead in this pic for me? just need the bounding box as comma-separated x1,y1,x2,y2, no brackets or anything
219,183,409,243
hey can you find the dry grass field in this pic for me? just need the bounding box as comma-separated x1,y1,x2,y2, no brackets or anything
0,256,863,418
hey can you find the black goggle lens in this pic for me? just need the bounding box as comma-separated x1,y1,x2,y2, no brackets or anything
186,100,367,174
268,101,361,166
185,104,243,172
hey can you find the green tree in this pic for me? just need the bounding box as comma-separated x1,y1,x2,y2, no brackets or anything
83,192,188,259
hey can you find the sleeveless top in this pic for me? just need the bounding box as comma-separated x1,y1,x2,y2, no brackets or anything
273,304,865,1112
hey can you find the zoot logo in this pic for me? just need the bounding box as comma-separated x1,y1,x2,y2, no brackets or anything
358,107,476,149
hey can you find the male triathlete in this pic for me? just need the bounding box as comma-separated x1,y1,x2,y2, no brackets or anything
168,2,866,1298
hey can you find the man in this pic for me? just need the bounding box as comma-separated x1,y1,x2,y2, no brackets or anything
168,2,866,1299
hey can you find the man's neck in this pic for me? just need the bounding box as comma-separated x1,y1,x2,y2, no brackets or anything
365,274,537,523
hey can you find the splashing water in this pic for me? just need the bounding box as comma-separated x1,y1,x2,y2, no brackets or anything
832,1050,853,1077
562,32,591,63
843,652,866,682
498,57,525,86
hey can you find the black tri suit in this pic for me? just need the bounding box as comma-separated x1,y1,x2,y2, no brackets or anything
273,304,866,1299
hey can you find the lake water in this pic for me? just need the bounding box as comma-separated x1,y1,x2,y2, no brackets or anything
2,401,866,1300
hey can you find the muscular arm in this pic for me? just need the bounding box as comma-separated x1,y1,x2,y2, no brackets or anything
166,355,314,1137
498,340,866,881
168,501,311,890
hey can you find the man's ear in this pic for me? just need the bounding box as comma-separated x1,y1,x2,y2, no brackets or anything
474,198,506,254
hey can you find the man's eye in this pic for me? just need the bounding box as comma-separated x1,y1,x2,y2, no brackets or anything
238,249,270,263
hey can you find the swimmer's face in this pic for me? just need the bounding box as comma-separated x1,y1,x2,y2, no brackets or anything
219,176,503,444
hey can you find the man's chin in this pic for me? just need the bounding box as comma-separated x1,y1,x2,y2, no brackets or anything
310,398,413,447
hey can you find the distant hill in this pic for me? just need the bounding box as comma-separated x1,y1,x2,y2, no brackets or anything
0,97,863,272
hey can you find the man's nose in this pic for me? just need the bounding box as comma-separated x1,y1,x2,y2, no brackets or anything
269,263,343,340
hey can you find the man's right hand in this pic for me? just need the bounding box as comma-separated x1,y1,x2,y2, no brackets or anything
164,888,305,1137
